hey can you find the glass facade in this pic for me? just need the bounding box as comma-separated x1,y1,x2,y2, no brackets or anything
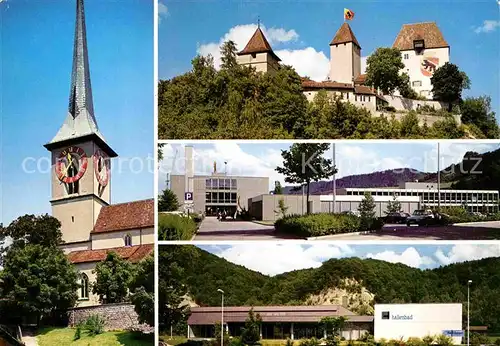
206,178,237,190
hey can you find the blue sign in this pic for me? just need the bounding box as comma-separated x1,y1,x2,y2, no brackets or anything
443,330,464,337
185,192,193,201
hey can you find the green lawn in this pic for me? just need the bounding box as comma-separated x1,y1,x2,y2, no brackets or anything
159,335,188,345
37,327,153,346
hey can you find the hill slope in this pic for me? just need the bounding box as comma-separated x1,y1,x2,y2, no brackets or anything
169,246,500,331
282,147,500,194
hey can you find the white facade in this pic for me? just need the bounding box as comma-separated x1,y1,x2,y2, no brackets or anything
330,42,361,84
400,47,450,99
374,304,463,344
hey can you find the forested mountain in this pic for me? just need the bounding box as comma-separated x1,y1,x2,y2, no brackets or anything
168,246,500,331
282,147,500,194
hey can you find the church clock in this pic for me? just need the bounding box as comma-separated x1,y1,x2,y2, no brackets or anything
55,146,88,184
94,149,110,187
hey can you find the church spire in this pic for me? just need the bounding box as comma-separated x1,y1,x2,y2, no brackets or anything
45,0,116,157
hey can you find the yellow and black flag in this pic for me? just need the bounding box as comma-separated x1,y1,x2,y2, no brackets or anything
344,8,355,21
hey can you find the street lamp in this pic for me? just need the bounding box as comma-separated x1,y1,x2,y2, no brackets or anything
467,280,472,346
217,289,225,346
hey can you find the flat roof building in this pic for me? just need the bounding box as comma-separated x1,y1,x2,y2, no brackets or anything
187,305,373,340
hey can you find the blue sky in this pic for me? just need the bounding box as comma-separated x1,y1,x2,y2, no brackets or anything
1,0,153,225
158,142,499,191
198,244,500,276
159,0,500,119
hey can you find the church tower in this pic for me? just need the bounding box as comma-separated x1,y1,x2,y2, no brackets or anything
329,23,362,84
236,26,281,74
44,0,117,251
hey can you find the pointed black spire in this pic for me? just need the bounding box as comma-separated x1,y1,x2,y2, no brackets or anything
45,0,116,157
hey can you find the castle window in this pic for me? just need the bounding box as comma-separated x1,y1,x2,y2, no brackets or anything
72,216,74,222
80,273,89,299
404,53,409,60
413,39,425,50
412,81,422,87
124,234,132,247
251,53,256,59
355,95,358,102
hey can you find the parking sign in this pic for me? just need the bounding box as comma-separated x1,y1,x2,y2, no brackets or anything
185,192,193,201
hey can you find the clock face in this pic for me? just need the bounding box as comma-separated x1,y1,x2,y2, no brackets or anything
94,149,110,187
55,146,88,183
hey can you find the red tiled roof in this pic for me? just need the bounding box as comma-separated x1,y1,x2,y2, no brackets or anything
354,85,377,95
393,22,449,51
354,74,367,85
301,78,354,90
188,306,373,325
237,27,281,62
67,244,153,264
330,23,361,48
92,199,154,234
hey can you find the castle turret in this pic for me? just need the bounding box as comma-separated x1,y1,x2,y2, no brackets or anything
329,23,362,84
236,26,281,74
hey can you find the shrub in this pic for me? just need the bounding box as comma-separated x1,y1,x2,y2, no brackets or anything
417,105,436,114
84,314,106,336
434,334,453,346
73,323,82,340
230,337,244,346
299,338,320,346
158,213,197,240
285,339,294,346
274,213,362,237
406,337,425,346
381,105,397,112
422,335,434,346
494,338,500,346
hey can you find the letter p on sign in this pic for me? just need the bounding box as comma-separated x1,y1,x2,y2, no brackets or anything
185,192,193,201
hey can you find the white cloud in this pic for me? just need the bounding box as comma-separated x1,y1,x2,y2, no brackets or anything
215,244,355,276
197,24,329,81
276,48,330,81
424,142,496,173
435,245,500,266
474,20,500,34
158,2,168,23
360,56,368,74
366,247,435,268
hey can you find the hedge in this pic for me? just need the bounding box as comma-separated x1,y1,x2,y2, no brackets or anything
274,213,384,238
158,213,198,240
437,207,500,224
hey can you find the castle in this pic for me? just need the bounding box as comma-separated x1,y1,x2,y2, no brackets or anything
44,0,153,307
236,21,450,109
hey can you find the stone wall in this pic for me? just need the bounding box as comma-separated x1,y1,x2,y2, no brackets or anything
383,94,447,111
374,111,461,127
68,303,145,331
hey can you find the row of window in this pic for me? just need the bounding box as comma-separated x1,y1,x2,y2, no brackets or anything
206,192,237,204
205,178,237,190
346,190,499,201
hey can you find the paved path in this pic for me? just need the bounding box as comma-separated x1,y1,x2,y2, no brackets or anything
315,221,500,240
21,334,38,346
194,217,297,240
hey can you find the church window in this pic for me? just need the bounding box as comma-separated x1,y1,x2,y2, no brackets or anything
124,234,132,247
80,273,89,299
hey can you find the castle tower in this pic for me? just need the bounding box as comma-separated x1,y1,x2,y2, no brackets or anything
44,0,117,251
236,26,281,74
329,23,362,84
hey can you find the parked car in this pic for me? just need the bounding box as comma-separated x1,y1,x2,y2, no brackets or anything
341,210,361,217
385,212,410,224
406,209,435,226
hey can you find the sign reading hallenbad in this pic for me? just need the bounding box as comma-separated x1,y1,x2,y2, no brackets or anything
374,304,463,345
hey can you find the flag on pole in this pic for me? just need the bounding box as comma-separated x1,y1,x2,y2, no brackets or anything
344,8,355,21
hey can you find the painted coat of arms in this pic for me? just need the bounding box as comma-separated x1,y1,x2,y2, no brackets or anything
421,56,439,77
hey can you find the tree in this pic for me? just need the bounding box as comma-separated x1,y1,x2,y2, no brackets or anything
358,192,376,230
273,181,283,194
158,246,197,332
431,62,470,111
158,143,165,161
214,321,230,346
320,316,347,337
274,198,289,219
460,96,499,139
0,214,63,250
158,189,180,212
241,308,262,345
92,251,133,304
0,244,79,325
386,194,401,214
365,47,405,94
220,40,238,70
276,143,336,214
398,72,418,99
129,254,154,326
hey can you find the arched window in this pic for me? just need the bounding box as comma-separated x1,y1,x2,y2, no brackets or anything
80,273,89,299
124,234,132,247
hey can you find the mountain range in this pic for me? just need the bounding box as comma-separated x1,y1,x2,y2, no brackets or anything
282,147,500,194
